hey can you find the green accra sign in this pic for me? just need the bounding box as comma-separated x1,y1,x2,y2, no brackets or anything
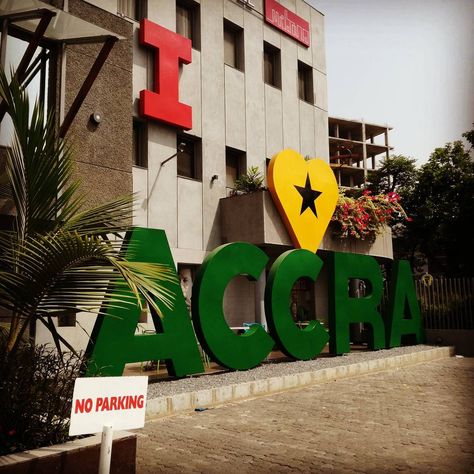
85,226,423,377
85,150,423,376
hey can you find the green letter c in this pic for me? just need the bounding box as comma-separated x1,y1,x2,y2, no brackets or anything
265,249,329,360
192,242,274,370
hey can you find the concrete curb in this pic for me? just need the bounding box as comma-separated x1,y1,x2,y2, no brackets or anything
146,346,454,419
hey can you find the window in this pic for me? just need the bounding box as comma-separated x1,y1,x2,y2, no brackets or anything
224,20,244,71
298,61,314,104
118,0,145,21
226,147,246,190
176,0,200,50
147,50,155,91
263,42,281,88
133,119,147,168
177,135,202,180
58,313,77,327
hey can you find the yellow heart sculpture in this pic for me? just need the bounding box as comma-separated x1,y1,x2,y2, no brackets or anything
268,149,339,253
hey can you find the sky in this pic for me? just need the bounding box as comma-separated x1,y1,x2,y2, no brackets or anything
309,0,474,164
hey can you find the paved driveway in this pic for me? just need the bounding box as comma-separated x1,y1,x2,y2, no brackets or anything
136,357,474,473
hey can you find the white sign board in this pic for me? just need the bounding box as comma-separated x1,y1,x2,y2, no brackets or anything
69,376,148,436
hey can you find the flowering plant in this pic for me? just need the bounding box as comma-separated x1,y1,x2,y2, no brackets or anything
331,189,410,241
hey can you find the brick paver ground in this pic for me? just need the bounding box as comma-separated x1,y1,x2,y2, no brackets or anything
136,357,474,473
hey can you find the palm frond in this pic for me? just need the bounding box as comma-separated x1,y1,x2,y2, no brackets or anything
0,71,83,239
37,314,80,358
63,194,134,235
0,230,177,327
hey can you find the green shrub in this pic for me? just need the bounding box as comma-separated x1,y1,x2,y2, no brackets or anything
0,333,84,455
232,166,264,195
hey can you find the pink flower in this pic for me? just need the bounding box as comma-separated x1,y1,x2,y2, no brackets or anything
387,192,400,203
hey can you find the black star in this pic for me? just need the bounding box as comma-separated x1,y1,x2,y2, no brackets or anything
294,174,322,217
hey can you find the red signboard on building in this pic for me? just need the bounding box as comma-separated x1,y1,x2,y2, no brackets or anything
264,0,310,47
139,19,192,130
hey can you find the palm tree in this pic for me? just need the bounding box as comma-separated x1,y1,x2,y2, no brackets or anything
0,70,176,358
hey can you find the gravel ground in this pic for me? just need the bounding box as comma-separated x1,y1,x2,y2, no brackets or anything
147,344,442,399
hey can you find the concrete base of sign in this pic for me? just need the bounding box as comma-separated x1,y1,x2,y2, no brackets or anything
0,431,136,474
146,346,454,419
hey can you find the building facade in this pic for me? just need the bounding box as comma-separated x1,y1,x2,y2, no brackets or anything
1,0,393,356
86,0,332,335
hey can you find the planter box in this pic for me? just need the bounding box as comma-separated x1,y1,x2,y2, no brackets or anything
0,431,136,474
220,190,393,259
323,225,393,260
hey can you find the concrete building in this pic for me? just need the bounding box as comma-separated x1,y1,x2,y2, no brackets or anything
329,116,392,187
0,0,393,355
128,0,331,331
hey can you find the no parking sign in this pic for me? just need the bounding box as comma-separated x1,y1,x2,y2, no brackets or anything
69,376,148,474
69,376,148,436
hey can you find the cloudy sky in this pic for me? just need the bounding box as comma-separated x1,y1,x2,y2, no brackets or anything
309,0,474,164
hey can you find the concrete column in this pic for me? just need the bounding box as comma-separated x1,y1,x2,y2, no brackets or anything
361,120,367,180
254,271,267,328
384,127,390,160
201,0,226,250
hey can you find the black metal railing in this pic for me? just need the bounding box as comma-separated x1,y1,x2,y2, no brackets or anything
416,277,474,330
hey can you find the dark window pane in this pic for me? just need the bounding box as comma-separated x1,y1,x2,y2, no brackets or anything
224,27,236,68
226,154,238,188
177,138,195,178
225,148,245,190
298,61,314,103
176,1,200,49
177,5,193,40
264,50,273,84
133,120,147,168
263,43,280,88
118,0,143,21
224,21,244,71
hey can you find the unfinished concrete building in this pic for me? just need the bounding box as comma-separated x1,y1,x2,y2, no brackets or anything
328,116,392,187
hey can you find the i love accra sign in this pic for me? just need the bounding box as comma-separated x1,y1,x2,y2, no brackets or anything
85,150,423,377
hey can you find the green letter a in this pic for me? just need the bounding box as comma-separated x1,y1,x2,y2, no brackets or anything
386,260,424,347
86,227,204,377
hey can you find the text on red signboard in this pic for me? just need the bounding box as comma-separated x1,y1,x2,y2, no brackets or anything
264,0,310,47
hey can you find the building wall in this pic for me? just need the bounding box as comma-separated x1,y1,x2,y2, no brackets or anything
131,0,328,258
65,0,134,208
134,0,328,328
